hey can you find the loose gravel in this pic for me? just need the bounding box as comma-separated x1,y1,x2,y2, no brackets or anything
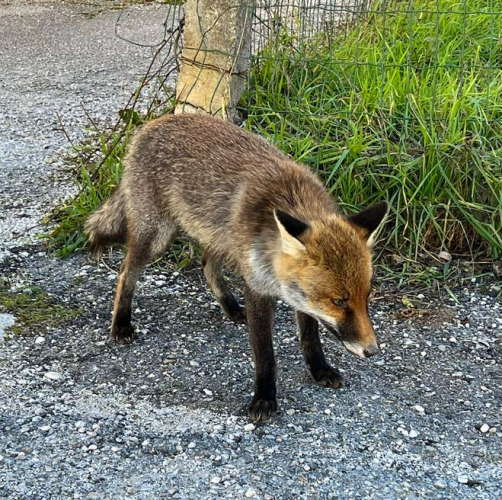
0,2,501,499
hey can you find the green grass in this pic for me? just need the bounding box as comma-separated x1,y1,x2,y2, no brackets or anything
0,285,82,336
47,0,501,263
244,0,502,258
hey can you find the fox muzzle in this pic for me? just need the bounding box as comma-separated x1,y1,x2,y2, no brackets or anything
319,319,379,359
342,340,380,358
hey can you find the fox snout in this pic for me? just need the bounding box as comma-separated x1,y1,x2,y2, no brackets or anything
320,318,379,359
342,340,379,359
341,319,379,359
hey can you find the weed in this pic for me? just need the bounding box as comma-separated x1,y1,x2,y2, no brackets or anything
45,90,177,256
46,0,501,269
0,285,82,336
46,125,135,257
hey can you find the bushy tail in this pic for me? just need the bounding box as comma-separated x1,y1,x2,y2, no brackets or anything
85,188,127,256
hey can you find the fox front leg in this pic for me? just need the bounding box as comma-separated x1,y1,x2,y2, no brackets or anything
296,311,343,388
244,286,278,422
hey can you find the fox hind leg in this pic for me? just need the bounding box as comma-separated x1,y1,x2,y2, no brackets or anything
202,250,246,324
111,220,176,343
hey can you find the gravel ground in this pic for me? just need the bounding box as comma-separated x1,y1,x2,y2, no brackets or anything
1,2,501,499
0,0,173,245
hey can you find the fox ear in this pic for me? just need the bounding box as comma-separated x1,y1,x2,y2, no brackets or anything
348,201,388,247
273,209,309,256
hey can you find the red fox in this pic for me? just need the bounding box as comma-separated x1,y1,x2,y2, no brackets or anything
85,113,387,422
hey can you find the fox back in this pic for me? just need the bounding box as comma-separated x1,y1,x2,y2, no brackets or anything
119,114,334,266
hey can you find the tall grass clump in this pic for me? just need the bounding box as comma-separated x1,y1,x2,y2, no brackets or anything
244,0,502,258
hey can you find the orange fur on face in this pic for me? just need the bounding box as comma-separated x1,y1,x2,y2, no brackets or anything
274,216,376,345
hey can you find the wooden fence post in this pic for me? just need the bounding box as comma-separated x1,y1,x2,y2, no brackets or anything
175,0,254,122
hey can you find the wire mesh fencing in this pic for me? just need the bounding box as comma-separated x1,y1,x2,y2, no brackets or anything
57,1,501,259
242,0,501,257
252,0,372,52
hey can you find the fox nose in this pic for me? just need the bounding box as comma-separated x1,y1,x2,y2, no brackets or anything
363,344,379,358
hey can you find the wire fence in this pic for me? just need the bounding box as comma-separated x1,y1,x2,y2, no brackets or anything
117,1,501,125
246,0,501,115
69,0,501,258
242,1,501,257
114,1,375,116
252,1,372,52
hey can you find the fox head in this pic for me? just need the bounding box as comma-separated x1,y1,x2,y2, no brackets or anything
272,202,388,358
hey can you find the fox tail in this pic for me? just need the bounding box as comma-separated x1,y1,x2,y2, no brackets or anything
84,188,127,256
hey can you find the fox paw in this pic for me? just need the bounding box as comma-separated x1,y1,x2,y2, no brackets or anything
111,323,135,344
227,307,247,324
221,294,247,324
312,366,344,388
248,397,278,423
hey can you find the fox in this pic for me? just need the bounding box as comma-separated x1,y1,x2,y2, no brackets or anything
85,113,388,422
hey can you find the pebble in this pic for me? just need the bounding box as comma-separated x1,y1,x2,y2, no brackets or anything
245,488,257,498
35,336,45,344
438,250,451,261
210,476,221,484
44,371,62,381
434,480,447,489
39,425,51,432
244,423,256,432
412,405,425,414
480,424,490,433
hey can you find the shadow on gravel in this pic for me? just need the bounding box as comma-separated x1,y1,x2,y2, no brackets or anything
1,246,501,498
3,248,501,420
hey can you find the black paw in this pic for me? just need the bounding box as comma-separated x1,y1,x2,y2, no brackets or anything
248,397,278,423
227,306,247,324
111,323,135,344
312,366,344,388
221,294,247,324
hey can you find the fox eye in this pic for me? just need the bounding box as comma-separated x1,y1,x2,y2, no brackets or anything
331,298,348,307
